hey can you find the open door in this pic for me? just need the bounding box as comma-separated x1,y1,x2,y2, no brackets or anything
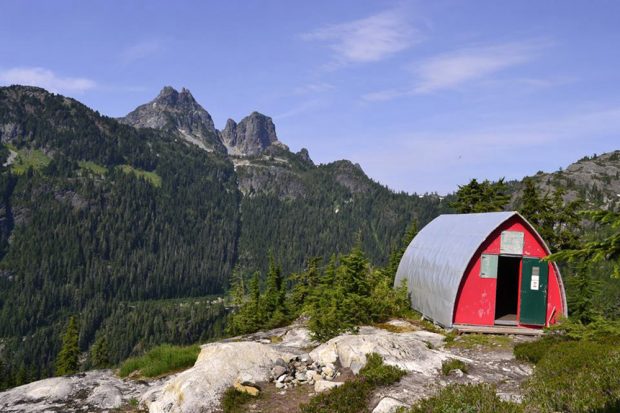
519,258,548,326
494,256,521,325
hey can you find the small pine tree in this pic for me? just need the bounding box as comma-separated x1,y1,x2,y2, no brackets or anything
55,316,80,376
90,334,110,368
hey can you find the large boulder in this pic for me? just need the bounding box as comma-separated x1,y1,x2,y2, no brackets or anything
309,327,448,375
144,341,295,413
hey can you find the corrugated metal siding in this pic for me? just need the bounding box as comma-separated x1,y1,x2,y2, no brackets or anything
394,212,517,327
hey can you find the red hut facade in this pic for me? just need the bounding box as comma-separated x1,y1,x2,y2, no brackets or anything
395,212,567,331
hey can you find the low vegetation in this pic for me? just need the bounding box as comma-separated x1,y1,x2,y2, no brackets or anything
78,160,108,175
118,344,200,378
10,148,51,174
513,318,620,413
440,358,468,376
401,383,523,413
118,164,162,187
445,333,512,349
299,353,406,413
221,387,260,413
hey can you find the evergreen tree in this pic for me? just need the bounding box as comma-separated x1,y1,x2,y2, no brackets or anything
386,220,419,278
89,334,110,368
450,178,509,213
550,210,620,278
55,316,80,376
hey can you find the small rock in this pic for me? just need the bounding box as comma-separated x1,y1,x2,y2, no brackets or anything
295,372,307,381
314,380,344,393
275,381,285,389
272,365,287,378
372,397,408,413
234,379,261,397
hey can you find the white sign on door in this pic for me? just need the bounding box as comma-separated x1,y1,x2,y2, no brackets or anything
530,266,540,290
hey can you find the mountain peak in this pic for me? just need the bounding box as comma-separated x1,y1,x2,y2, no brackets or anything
120,86,224,152
221,111,286,156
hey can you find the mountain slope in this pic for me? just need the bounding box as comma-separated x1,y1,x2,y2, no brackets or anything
0,85,445,389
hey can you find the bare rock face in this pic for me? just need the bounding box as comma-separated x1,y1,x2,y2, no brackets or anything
221,112,287,156
120,86,225,153
309,327,449,375
0,370,154,412
144,341,296,413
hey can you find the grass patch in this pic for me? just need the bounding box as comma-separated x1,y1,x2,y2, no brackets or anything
78,160,107,175
221,387,260,413
299,353,405,413
374,321,418,333
446,333,512,349
402,383,523,413
118,344,199,378
441,358,468,376
118,165,162,187
10,148,51,174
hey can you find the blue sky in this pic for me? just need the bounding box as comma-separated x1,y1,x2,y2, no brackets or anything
1,1,619,194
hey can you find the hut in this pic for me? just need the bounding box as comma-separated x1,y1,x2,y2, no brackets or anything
394,211,566,332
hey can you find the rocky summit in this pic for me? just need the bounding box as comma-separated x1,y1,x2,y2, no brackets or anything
120,86,225,153
221,112,288,156
121,86,287,157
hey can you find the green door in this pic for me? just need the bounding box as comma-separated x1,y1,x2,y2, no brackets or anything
519,258,548,326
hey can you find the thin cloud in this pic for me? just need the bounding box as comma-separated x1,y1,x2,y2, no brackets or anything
413,41,546,93
303,10,418,66
0,67,96,94
119,40,163,64
362,40,550,101
293,82,334,95
273,99,323,120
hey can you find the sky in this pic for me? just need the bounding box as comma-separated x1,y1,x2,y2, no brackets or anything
1,0,619,194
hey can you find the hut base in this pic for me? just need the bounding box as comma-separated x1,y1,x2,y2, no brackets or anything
453,324,543,336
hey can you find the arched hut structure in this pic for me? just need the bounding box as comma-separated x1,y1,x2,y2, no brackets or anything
394,212,567,332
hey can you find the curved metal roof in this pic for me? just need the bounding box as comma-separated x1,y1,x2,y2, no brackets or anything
395,211,524,327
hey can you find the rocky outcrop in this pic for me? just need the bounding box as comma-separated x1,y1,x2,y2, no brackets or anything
0,370,159,412
221,112,288,156
120,86,225,153
0,321,536,413
144,341,296,413
309,326,449,375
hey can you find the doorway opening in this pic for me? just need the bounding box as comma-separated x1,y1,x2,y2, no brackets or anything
495,256,521,325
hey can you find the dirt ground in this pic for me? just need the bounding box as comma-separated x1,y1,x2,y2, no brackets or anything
240,368,356,413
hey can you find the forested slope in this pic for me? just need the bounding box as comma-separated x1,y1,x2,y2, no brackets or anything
0,85,444,388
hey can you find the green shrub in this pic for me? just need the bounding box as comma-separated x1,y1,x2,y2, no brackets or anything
221,387,259,413
440,358,468,376
300,353,406,413
523,340,620,413
403,383,523,413
359,353,407,386
119,344,200,378
299,380,372,413
513,336,567,364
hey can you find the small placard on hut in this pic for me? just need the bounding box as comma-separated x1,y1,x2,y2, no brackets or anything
480,254,498,278
500,231,524,255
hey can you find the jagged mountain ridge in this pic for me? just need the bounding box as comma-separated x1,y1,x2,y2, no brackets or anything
120,86,289,157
